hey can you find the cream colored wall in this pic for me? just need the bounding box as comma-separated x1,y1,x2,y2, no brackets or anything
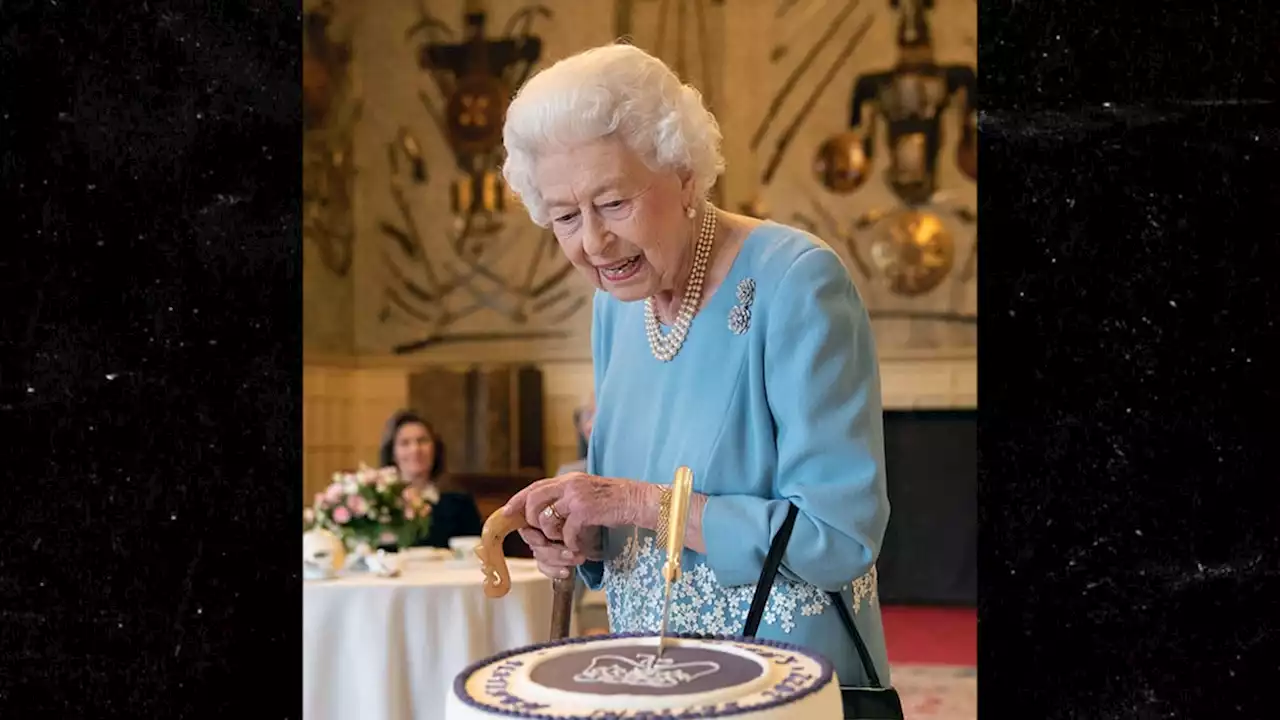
340,0,976,359
317,0,975,357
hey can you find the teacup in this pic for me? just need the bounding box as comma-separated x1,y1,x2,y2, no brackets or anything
449,535,482,562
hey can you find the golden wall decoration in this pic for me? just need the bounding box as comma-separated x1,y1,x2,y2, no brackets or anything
319,0,973,358
869,209,954,296
737,0,977,349
837,0,976,205
376,1,584,355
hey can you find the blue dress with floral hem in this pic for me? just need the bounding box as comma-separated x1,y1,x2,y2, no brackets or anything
580,222,893,687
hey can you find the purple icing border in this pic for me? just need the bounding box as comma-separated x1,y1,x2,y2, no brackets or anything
451,632,836,720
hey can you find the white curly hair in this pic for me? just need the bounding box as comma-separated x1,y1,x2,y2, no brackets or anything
501,43,725,227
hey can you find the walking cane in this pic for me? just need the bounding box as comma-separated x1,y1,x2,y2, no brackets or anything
475,508,575,641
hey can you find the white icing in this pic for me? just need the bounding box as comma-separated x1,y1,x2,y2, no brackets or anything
448,636,843,720
572,653,721,689
604,534,879,637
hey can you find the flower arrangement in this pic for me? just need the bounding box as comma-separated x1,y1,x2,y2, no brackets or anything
308,465,433,551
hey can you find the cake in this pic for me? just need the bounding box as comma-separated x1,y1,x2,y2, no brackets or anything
446,632,842,720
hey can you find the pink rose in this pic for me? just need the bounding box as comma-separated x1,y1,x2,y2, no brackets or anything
324,484,344,503
380,531,397,544
348,496,367,515
332,506,351,524
404,507,416,521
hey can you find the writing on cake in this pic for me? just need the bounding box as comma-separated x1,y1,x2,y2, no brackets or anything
573,654,721,689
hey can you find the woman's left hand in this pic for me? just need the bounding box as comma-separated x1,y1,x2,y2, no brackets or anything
504,472,648,553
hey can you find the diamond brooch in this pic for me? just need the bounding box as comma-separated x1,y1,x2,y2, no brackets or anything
728,278,756,335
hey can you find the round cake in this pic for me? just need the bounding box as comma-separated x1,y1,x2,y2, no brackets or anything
447,632,842,720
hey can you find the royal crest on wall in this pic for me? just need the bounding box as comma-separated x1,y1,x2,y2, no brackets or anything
369,1,592,355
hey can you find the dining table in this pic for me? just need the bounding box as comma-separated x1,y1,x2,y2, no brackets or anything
303,553,562,720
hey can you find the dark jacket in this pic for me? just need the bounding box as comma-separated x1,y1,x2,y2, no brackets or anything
412,485,483,549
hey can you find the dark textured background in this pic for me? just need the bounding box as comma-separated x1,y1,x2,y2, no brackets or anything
978,1,1280,717
1,2,301,716
1,0,1278,717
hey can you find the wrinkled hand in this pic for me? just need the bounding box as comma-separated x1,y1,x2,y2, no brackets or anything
504,472,645,554
517,525,602,581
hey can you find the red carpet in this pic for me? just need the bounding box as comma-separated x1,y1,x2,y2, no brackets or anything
881,605,976,666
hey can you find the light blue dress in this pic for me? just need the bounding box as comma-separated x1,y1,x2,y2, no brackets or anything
581,221,892,687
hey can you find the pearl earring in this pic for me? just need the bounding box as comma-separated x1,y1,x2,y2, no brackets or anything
685,206,696,219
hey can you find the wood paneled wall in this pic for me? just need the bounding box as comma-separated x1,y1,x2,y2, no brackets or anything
302,365,418,500
302,352,973,500
302,360,593,499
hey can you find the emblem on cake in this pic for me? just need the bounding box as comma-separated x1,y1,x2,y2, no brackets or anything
572,653,721,689
449,634,842,719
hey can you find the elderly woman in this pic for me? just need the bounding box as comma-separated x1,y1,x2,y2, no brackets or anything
501,44,892,689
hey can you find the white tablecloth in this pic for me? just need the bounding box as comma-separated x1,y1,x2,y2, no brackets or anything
304,557,558,720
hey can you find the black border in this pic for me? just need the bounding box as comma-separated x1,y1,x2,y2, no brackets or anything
3,0,1279,718
979,0,1280,717
2,2,302,717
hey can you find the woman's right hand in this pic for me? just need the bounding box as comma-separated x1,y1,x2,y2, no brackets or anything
519,525,601,581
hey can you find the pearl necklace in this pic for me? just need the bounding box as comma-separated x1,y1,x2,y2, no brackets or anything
644,202,716,362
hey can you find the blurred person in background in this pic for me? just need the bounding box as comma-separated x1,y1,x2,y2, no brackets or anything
555,391,596,476
380,410,483,549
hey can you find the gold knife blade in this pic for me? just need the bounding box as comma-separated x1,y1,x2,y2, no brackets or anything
656,466,694,658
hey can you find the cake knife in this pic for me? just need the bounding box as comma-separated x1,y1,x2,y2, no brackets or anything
656,466,694,659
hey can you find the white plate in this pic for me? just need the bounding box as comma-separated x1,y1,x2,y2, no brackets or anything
401,547,454,563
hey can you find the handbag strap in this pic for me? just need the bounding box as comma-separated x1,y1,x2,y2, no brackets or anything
743,503,885,689
743,504,799,637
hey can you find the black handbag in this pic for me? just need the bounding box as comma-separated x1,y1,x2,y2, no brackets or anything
743,504,905,720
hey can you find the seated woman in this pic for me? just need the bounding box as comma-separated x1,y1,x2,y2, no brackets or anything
499,43,893,692
380,410,483,549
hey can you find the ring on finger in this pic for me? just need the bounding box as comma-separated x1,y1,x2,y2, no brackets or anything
540,505,565,522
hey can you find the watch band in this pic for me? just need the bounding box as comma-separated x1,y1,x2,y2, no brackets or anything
655,483,672,545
